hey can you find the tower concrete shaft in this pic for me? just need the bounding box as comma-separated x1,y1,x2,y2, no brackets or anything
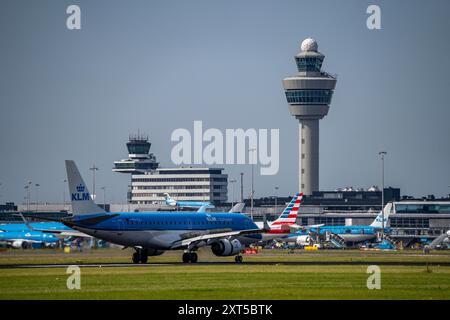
282,38,337,195
299,119,319,195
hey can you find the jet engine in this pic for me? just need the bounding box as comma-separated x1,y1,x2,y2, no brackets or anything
11,240,31,249
211,239,243,256
295,235,311,246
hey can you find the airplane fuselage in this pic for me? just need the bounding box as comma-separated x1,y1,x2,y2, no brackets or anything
69,212,261,250
282,226,392,243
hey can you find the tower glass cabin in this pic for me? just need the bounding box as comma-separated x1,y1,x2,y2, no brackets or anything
113,134,159,174
282,38,337,195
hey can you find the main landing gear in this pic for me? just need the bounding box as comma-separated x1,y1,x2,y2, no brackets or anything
182,251,198,263
234,255,243,263
132,248,148,264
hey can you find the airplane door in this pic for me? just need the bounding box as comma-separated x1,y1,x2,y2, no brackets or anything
117,218,126,234
187,218,193,230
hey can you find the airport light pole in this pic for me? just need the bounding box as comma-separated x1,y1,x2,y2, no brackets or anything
274,186,279,214
240,172,244,203
89,164,99,201
229,179,237,207
25,180,32,212
379,151,387,239
63,179,67,209
101,186,106,210
35,183,40,212
249,148,256,220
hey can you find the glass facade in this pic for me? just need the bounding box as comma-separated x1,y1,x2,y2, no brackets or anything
390,218,430,228
134,192,211,198
127,141,151,154
132,177,228,182
315,217,345,226
285,89,333,104
395,203,450,214
295,56,324,72
115,162,158,170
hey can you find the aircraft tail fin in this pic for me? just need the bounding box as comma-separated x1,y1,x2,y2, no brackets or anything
370,202,392,228
270,193,303,230
164,193,177,206
65,160,106,215
229,203,245,213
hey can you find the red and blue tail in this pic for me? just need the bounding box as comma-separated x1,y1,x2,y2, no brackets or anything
270,193,303,232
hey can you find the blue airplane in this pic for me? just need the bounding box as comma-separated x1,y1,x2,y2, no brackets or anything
0,222,67,233
280,203,393,248
0,230,59,249
26,160,263,264
164,193,215,210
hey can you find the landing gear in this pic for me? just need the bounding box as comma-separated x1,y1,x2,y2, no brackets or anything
182,252,198,263
132,249,149,264
140,249,148,264
234,255,243,263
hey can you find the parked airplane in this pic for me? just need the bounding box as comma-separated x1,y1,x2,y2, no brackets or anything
0,229,59,249
0,222,64,233
27,160,264,263
281,203,393,247
164,193,215,210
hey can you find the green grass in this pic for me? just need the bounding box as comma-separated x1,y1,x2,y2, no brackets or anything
1,248,450,299
0,264,449,299
2,247,450,265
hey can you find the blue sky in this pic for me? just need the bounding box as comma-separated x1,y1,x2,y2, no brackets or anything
1,0,449,203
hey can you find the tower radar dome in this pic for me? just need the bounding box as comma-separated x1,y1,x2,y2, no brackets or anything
301,38,318,52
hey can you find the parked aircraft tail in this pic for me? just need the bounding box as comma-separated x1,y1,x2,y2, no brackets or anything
65,160,106,215
270,193,303,231
370,202,392,228
164,193,177,206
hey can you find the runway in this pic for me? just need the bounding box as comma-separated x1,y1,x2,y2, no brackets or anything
2,260,450,269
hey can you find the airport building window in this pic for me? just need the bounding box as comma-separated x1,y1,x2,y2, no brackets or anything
390,218,430,228
395,204,450,214
315,217,345,226
285,89,333,104
295,56,324,72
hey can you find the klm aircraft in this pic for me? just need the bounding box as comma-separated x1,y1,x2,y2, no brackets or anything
0,222,64,233
281,203,393,247
30,160,263,264
0,229,59,249
164,193,215,210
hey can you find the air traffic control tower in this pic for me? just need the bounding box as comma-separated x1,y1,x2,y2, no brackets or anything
282,38,337,195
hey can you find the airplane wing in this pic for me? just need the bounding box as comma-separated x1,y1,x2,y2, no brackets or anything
170,228,263,249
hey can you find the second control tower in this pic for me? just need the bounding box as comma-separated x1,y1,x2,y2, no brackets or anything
282,38,337,195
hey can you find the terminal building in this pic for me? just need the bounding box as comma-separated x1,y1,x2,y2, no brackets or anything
243,188,450,246
113,133,228,206
130,168,228,205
